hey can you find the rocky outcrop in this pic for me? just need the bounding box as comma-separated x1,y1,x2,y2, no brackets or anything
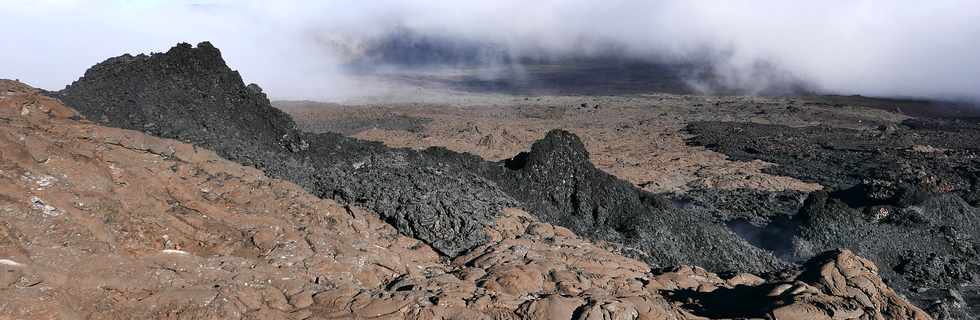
57,42,308,165
56,42,785,275
477,130,787,273
55,42,516,257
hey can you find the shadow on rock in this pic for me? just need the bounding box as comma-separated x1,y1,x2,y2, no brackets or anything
666,285,776,318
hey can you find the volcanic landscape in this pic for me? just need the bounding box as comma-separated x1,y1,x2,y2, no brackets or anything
1,41,978,320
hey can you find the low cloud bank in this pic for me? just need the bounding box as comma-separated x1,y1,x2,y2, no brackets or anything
1,1,977,101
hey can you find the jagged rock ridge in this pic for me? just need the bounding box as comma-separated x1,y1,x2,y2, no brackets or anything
56,42,516,257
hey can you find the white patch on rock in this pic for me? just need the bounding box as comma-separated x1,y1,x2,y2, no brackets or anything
30,196,62,217
21,172,58,190
0,259,24,267
36,175,56,188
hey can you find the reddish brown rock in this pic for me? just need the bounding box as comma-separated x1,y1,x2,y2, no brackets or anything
0,80,930,319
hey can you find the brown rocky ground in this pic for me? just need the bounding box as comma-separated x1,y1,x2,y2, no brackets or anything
1,80,929,319
279,94,908,194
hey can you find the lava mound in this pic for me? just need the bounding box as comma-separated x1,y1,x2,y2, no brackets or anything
58,42,307,159
500,129,649,233
57,42,517,257
484,129,787,274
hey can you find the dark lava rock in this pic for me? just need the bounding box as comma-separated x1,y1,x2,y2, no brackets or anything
670,188,807,226
476,130,787,273
686,121,980,205
670,188,808,261
495,130,648,234
307,145,515,255
687,120,980,319
56,42,516,257
57,42,308,176
56,42,790,276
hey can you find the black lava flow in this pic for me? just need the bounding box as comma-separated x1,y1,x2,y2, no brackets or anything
687,120,980,319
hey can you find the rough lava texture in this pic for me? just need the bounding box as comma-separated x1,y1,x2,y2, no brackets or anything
57,42,308,167
56,42,517,257
688,121,980,319
1,79,931,319
57,42,785,275
687,121,980,202
472,130,787,273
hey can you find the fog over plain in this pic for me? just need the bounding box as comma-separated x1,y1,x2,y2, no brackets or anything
2,0,978,101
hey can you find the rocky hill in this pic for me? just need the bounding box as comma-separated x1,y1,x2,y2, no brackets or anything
56,42,518,258
55,42,786,274
0,79,931,319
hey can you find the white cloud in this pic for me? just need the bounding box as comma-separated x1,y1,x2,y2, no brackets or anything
1,0,978,101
